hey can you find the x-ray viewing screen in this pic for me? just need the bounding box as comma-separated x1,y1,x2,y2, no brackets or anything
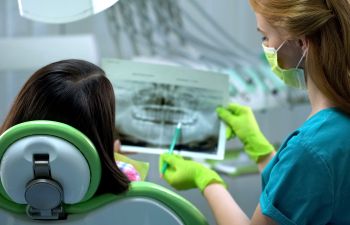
102,58,229,160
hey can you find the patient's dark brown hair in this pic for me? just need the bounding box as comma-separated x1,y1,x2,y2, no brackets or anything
0,59,130,195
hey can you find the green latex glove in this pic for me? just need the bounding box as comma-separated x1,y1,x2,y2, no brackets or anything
216,103,274,162
159,154,226,192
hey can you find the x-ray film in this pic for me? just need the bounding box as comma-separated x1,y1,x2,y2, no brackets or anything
102,58,229,160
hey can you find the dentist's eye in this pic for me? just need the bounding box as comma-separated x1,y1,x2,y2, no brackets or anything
261,36,268,42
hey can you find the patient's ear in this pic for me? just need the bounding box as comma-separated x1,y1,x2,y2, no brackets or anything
114,139,121,153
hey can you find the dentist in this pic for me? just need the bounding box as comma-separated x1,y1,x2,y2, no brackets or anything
159,0,350,224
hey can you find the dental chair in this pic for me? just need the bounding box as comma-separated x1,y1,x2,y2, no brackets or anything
0,121,208,225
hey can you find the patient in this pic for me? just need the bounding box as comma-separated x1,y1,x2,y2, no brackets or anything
0,59,141,195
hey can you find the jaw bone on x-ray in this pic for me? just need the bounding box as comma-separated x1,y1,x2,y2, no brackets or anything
118,82,217,147
102,59,229,160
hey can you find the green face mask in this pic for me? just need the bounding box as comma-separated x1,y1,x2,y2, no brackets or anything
262,41,307,89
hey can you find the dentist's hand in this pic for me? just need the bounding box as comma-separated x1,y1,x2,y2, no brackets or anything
216,103,274,162
159,154,226,192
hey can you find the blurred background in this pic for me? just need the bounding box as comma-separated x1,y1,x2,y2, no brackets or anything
0,0,310,224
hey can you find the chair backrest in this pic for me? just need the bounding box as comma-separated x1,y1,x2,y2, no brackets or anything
0,120,208,225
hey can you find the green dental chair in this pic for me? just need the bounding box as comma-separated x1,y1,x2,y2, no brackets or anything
0,121,208,225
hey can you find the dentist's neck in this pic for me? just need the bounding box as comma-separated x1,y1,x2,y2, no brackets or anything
307,76,336,118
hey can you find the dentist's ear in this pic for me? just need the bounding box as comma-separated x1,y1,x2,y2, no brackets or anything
298,36,309,52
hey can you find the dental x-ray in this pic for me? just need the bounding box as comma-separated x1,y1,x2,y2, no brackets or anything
102,59,229,160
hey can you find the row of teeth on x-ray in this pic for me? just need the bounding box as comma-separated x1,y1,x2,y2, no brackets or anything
132,105,197,125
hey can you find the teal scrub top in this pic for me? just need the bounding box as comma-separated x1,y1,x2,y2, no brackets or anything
261,108,350,225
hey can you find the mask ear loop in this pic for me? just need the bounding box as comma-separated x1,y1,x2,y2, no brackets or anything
296,49,307,68
276,40,287,52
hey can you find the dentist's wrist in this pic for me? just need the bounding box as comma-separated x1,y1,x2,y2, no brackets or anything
243,134,274,163
195,168,227,192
